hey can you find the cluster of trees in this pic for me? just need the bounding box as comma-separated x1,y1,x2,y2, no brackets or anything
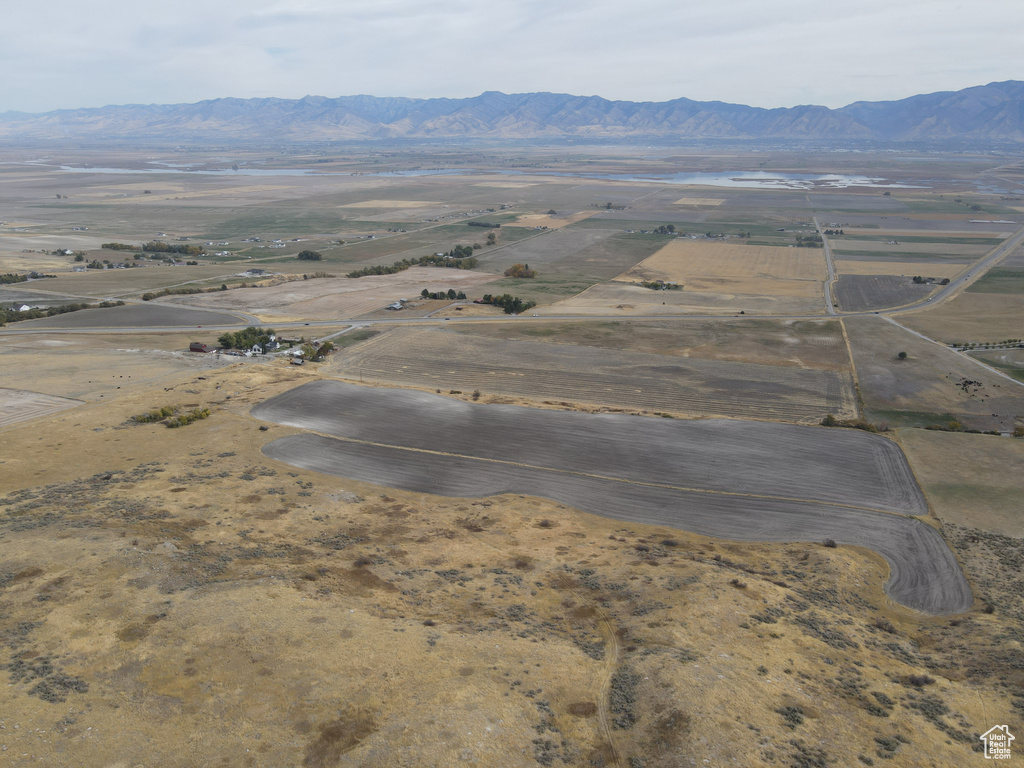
911,276,950,285
478,293,536,314
823,229,845,236
795,234,823,247
445,244,477,258
102,241,205,256
468,221,501,229
653,225,676,235
217,326,276,350
820,414,882,433
639,281,682,291
0,273,28,285
0,300,124,327
297,250,322,261
347,251,479,278
300,340,335,362
504,263,536,278
420,288,467,300
141,287,206,301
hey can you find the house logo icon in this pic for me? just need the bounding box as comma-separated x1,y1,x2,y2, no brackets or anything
980,725,1014,759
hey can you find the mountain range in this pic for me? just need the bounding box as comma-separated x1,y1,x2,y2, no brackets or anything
2,81,1022,143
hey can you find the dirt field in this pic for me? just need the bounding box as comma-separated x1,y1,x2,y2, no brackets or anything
843,316,1024,431
253,380,969,614
11,302,249,329
899,292,1024,343
899,428,1024,537
0,388,81,428
834,275,935,311
165,267,499,321
329,327,857,422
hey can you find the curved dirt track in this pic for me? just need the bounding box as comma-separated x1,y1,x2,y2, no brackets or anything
254,381,972,615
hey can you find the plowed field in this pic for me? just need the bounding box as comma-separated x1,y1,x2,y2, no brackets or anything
253,381,970,614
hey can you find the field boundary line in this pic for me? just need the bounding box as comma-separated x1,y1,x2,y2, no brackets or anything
290,429,918,516
838,318,865,420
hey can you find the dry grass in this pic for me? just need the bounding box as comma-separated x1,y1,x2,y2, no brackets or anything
166,266,498,321
672,197,724,206
548,282,825,316
844,316,1023,431
514,212,596,229
900,292,1024,343
338,199,438,209
835,260,967,278
619,240,825,284
328,327,857,422
898,428,1024,536
0,361,1014,767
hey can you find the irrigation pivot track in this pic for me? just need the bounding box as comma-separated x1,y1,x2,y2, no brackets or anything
253,381,972,615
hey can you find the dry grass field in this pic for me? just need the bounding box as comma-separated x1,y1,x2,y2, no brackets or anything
899,292,1024,343
898,428,1024,537
165,267,499,321
843,316,1024,431
834,259,967,278
0,332,235,401
452,318,852,371
619,240,826,283
514,212,597,229
547,281,825,316
0,362,1018,768
328,327,857,422
672,197,724,206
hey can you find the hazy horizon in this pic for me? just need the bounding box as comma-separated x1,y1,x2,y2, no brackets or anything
5,0,1023,114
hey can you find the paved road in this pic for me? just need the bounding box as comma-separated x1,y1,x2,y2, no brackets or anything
813,216,838,315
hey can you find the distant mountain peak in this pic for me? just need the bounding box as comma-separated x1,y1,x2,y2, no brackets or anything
2,83,1022,144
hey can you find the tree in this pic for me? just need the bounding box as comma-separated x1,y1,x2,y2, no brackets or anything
297,250,322,261
897,351,908,360
74,253,84,262
485,232,497,246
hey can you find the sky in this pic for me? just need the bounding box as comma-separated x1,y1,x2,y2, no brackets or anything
4,0,1023,114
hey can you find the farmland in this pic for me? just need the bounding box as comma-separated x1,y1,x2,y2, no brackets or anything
834,274,935,311
329,327,857,422
1,144,1023,767
254,380,966,614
